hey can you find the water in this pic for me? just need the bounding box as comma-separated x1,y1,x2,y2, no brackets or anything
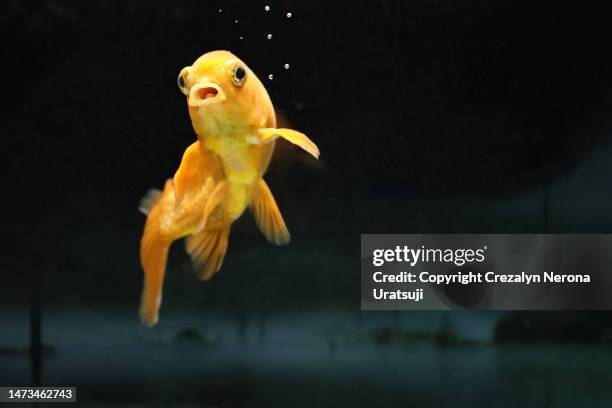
5,1,612,406
36,345,612,407
2,311,611,406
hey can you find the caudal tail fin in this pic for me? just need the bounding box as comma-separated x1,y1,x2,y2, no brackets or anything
139,206,171,327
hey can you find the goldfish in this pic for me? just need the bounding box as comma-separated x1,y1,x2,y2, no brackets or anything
138,50,319,326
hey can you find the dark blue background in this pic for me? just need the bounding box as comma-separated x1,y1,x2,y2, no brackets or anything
3,0,612,406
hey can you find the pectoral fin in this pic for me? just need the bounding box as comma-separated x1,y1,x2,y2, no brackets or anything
173,141,223,204
250,179,290,245
258,128,320,159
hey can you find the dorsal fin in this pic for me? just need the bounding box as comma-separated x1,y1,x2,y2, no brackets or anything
138,189,162,215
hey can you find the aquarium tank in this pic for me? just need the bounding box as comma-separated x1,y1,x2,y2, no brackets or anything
3,0,612,406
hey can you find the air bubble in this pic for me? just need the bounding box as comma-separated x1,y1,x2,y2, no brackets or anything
267,33,273,40
234,19,238,23
264,5,270,11
240,36,244,40
284,63,290,69
218,8,222,13
286,12,292,18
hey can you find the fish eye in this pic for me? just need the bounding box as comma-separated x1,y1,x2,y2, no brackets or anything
177,68,190,95
232,65,247,87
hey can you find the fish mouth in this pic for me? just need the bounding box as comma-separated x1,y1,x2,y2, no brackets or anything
188,82,226,107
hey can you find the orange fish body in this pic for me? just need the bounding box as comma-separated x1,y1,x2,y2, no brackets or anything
139,51,319,326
